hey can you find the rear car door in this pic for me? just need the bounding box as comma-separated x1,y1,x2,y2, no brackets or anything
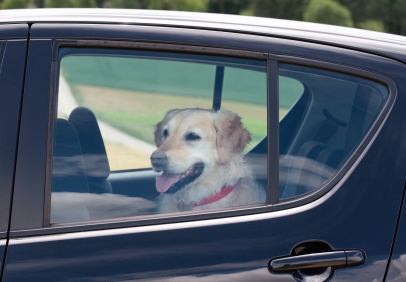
0,23,28,277
386,183,406,281
3,23,406,281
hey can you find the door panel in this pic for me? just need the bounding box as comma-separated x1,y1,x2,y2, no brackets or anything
9,39,52,231
0,24,28,278
385,183,406,281
4,24,406,282
3,162,405,281
0,240,6,272
0,38,29,232
0,25,29,233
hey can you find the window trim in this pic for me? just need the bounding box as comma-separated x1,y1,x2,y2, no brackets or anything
267,59,279,206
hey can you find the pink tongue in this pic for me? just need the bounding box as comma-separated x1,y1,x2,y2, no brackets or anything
156,173,183,193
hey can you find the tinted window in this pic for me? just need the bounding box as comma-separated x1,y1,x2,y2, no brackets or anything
279,64,388,199
51,48,267,223
279,76,304,119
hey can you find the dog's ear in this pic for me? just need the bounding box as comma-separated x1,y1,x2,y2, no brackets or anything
214,110,251,165
154,109,179,147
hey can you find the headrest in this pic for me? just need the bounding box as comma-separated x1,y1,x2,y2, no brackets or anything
69,107,110,180
52,119,89,193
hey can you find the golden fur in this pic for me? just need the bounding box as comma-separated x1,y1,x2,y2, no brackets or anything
151,108,265,213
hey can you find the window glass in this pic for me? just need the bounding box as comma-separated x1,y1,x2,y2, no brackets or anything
279,63,388,199
279,76,304,119
51,48,267,223
222,67,267,150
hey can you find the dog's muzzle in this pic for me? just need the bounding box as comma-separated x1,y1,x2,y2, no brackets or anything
164,163,204,194
150,151,168,172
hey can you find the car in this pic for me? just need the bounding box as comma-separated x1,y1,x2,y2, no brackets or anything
0,8,405,282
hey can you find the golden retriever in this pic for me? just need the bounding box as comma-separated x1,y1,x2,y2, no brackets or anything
150,108,265,213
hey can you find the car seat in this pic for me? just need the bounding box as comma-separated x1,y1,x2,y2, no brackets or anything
51,118,90,222
280,84,373,199
68,107,112,194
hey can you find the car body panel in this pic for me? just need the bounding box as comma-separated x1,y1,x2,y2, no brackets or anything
0,25,28,236
28,22,406,73
386,184,406,281
0,23,28,280
1,9,406,62
0,23,28,39
2,21,406,281
0,239,6,272
9,39,52,232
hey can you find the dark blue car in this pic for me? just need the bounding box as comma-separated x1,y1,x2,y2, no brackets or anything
0,8,405,281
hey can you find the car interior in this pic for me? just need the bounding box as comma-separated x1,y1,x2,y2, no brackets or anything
278,64,386,199
50,54,388,224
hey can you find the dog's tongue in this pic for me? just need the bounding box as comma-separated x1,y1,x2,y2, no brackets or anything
156,173,182,193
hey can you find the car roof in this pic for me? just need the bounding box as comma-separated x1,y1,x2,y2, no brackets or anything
1,8,406,63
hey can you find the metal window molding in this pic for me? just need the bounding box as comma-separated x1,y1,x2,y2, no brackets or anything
52,39,269,60
267,59,279,205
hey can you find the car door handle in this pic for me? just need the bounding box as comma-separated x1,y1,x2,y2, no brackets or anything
269,250,365,273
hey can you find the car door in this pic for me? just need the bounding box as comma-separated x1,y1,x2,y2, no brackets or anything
385,181,406,281
0,23,28,278
3,23,406,282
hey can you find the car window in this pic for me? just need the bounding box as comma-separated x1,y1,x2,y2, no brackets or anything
51,48,267,223
279,63,388,199
279,76,304,119
221,67,267,150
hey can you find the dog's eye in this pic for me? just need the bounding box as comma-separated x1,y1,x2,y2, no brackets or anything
185,133,201,141
163,129,169,138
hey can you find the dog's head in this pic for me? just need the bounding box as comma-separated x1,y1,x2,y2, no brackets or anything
150,108,251,194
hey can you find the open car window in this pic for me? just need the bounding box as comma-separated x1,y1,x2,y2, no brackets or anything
51,48,268,224
279,63,388,199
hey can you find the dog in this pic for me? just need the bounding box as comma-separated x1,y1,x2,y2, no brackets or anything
150,108,265,213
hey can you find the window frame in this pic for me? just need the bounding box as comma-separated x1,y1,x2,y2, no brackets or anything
43,39,396,230
270,54,395,211
42,39,395,231
43,39,272,230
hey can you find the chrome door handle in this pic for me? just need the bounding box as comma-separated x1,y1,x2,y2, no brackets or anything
269,250,365,273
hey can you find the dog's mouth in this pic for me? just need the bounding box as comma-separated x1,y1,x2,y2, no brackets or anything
155,163,204,194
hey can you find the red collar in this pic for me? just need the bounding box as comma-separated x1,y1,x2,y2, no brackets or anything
193,184,236,207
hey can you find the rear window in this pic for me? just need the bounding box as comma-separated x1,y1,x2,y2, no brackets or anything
279,63,388,199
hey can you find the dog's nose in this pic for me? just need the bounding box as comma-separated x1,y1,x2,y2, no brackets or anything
150,151,168,171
